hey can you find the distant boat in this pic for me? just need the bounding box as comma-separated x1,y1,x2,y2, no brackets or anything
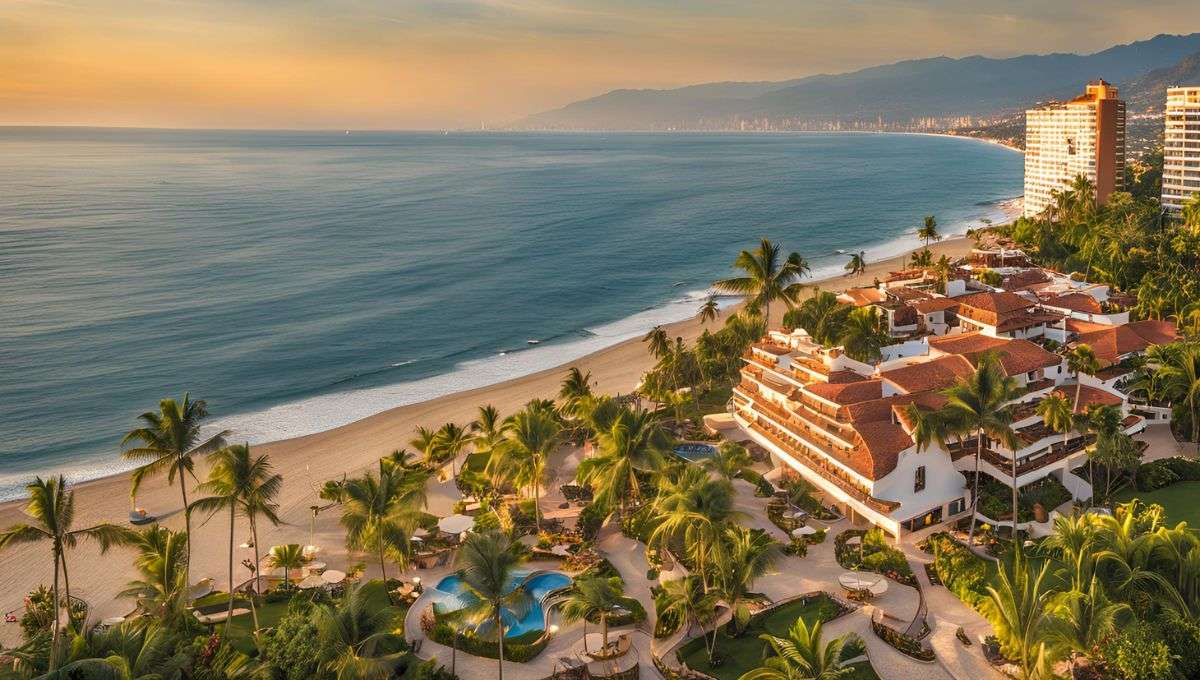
527,339,540,345
672,281,685,287
835,249,847,255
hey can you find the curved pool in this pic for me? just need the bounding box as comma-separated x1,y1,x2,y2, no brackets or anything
674,442,718,463
430,570,572,638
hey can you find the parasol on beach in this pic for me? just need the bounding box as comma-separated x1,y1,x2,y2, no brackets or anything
321,569,347,585
437,514,474,534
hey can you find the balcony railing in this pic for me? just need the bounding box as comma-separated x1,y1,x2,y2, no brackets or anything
948,434,1093,477
739,415,900,514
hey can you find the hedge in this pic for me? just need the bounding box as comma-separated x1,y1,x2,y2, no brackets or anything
1137,456,1200,492
426,618,549,662
870,618,935,662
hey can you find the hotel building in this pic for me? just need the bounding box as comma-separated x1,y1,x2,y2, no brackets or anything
1023,81,1126,218
1162,86,1200,216
732,280,1172,540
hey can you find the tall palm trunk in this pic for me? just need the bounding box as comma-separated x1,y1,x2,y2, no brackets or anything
496,610,505,680
967,430,983,545
226,506,235,637
180,477,192,588
601,612,609,650
1075,383,1092,486
378,535,388,583
50,543,61,671
59,551,72,627
1011,446,1020,537
249,516,261,631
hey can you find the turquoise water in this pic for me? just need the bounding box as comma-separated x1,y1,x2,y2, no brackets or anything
0,129,1021,498
673,443,719,462
432,570,572,638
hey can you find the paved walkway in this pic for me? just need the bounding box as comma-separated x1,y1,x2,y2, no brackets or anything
1141,422,1189,462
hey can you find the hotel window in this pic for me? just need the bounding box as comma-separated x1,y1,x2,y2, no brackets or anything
913,465,926,493
948,497,966,515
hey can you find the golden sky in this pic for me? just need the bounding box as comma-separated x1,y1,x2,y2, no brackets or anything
2,0,1199,129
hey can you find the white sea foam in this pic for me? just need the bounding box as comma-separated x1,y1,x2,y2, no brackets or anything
203,288,727,446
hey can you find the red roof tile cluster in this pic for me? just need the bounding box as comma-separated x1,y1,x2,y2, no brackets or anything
1043,293,1103,315
913,297,960,314
956,291,1035,315
1002,269,1051,291
1074,320,1178,364
880,355,975,394
1050,384,1124,413
806,380,883,405
840,288,887,307
852,421,915,477
929,333,1060,377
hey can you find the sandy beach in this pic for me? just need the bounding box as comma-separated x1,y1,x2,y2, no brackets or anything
0,231,989,641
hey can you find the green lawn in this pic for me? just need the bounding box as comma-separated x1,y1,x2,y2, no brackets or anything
676,594,850,680
1116,481,1200,526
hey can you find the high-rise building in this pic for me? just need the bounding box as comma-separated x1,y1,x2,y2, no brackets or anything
1023,81,1126,218
1163,86,1200,217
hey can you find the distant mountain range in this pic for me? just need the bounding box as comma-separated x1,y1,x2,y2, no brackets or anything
517,33,1200,131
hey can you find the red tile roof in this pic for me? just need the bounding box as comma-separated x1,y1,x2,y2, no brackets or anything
1074,320,1179,364
840,288,887,307
1043,293,1103,314
826,370,869,384
928,332,1009,356
806,380,883,405
913,297,960,314
1050,384,1124,413
1065,318,1111,335
956,291,1035,315
852,421,914,478
929,333,1060,376
880,355,975,394
1002,269,1051,291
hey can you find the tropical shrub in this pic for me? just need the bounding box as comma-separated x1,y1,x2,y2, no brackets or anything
260,598,326,680
1101,624,1173,680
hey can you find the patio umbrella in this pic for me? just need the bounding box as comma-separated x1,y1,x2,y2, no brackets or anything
791,526,818,538
438,513,474,534
298,575,325,590
321,569,347,585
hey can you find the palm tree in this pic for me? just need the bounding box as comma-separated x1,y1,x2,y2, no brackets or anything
434,422,472,476
839,306,890,363
1159,343,1200,453
783,291,851,346
409,426,440,465
119,525,190,624
576,407,668,515
268,543,305,588
121,394,227,587
1045,576,1130,678
557,575,628,653
490,406,561,532
314,580,407,679
340,463,425,581
918,215,941,247
0,477,128,667
715,526,781,636
739,617,858,680
651,466,743,591
1037,393,1075,452
939,352,1022,543
558,367,594,423
1087,406,1140,501
980,546,1059,679
698,295,720,325
452,531,533,680
189,443,281,633
643,326,671,360
50,621,194,679
658,575,720,663
1065,345,1101,414
713,238,810,328
703,441,754,481
843,251,867,278
471,404,507,455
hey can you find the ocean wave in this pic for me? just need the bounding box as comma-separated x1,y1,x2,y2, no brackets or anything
200,288,722,446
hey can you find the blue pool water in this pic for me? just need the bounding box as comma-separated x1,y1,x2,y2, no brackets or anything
674,442,718,462
0,129,1021,498
431,570,573,638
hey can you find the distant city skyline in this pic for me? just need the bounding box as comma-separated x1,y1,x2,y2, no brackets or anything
3,0,1200,129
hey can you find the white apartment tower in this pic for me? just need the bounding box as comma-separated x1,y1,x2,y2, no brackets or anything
1023,81,1126,218
1162,86,1200,217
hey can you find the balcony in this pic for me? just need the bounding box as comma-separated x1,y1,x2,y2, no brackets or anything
948,434,1093,477
741,388,857,452
739,415,900,515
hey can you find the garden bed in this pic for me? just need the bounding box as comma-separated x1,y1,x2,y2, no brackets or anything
674,592,851,680
833,529,918,588
870,617,935,662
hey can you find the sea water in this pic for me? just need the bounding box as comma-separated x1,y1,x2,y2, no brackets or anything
0,129,1021,498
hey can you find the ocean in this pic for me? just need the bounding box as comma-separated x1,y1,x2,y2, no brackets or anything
0,128,1021,499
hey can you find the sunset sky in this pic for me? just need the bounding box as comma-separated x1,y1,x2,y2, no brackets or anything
3,0,1200,129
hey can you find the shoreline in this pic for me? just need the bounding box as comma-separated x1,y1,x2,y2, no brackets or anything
0,211,1016,642
0,192,1016,501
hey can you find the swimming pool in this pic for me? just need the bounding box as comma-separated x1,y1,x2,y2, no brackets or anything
673,442,718,463
430,570,572,639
